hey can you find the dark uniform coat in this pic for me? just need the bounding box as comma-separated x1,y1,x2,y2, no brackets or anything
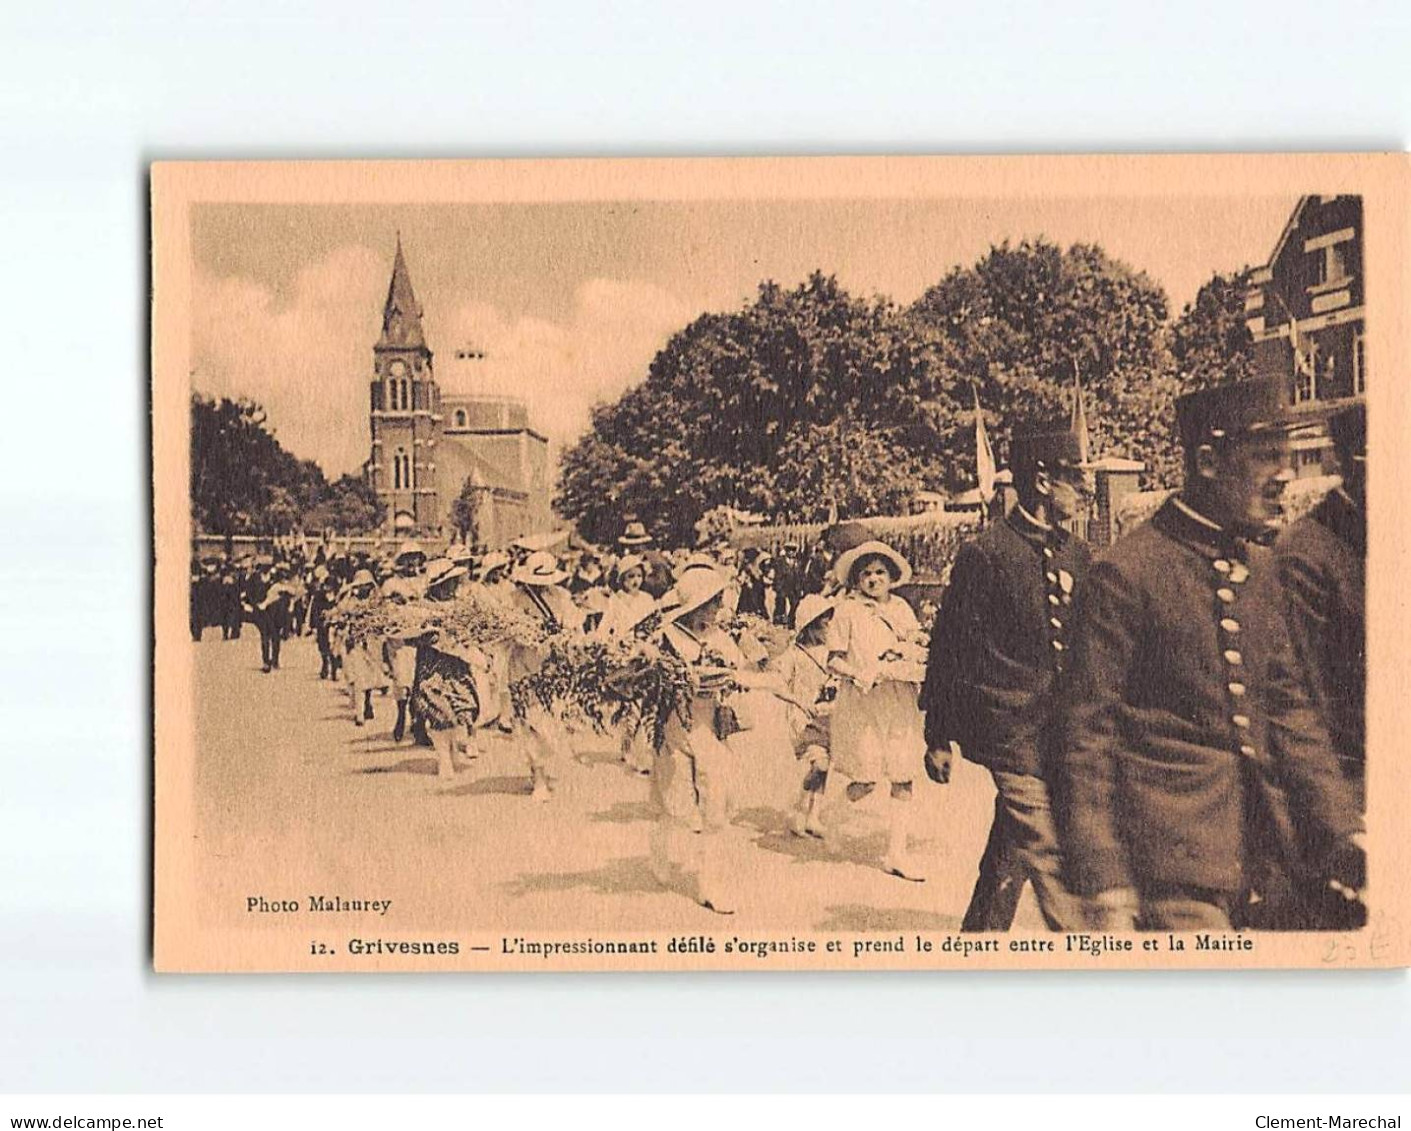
1052,497,1362,900
1273,488,1365,786
920,509,1092,777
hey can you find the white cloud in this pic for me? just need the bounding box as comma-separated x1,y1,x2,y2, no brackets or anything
192,245,386,477
192,249,692,477
429,277,693,448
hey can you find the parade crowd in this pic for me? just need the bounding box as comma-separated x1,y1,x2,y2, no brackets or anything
189,378,1367,929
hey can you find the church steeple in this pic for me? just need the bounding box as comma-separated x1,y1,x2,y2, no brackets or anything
377,233,427,351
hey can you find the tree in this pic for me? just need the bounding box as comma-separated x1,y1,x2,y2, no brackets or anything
450,475,484,544
191,394,325,536
556,274,964,545
191,393,385,535
303,473,386,535
1170,267,1256,391
908,239,1180,487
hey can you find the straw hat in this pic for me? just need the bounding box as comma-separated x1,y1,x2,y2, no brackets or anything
833,540,912,588
615,553,646,578
448,543,475,565
512,550,569,587
661,566,730,623
479,550,511,579
793,594,837,638
394,540,426,564
619,521,653,546
425,558,467,590
350,569,376,589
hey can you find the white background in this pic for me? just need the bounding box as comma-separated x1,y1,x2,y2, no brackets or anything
2,0,1410,1094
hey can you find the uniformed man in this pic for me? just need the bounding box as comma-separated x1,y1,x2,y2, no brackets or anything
920,426,1092,931
1053,378,1364,931
1274,402,1366,802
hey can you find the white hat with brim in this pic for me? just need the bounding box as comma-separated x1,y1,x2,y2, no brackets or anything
619,521,653,546
660,567,729,623
350,569,377,589
479,550,511,578
615,554,646,579
793,594,837,638
425,558,468,590
832,540,913,588
512,550,570,587
395,540,427,563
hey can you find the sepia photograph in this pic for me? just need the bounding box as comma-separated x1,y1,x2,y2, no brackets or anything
151,155,1408,972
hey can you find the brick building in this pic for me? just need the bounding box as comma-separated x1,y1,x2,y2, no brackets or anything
364,238,553,545
1245,195,1367,476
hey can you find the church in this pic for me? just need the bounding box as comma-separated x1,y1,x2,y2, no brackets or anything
364,238,554,546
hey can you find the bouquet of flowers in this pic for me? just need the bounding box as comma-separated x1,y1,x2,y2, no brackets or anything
397,590,549,652
510,635,701,750
325,593,398,647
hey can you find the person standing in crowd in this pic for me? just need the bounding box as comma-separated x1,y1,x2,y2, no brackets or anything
802,542,831,599
1053,378,1364,931
506,550,584,802
408,557,486,781
381,541,428,742
651,566,783,914
1270,402,1367,929
241,556,280,673
1274,403,1366,806
337,568,386,727
189,558,214,642
773,543,804,628
920,427,1092,932
216,560,242,640
772,594,838,839
735,550,768,618
477,550,514,605
597,553,659,776
307,565,340,681
825,538,930,881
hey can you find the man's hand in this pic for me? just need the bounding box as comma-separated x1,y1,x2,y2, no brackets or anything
924,743,955,785
1327,832,1367,893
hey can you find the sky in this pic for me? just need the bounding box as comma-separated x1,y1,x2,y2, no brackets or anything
190,195,1300,478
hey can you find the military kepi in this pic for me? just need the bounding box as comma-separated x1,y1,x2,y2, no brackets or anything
1009,427,1084,475
1175,376,1295,450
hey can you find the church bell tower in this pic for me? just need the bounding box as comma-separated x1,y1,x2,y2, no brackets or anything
368,235,440,535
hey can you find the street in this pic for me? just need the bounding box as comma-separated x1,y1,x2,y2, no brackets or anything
191,630,1043,935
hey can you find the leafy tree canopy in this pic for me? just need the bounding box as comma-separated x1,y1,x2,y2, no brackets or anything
191,394,384,536
558,242,1259,544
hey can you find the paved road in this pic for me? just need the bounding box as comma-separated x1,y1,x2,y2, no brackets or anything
191,630,1043,934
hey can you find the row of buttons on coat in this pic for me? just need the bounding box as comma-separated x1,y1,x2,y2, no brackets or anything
1043,543,1074,673
1214,556,1256,758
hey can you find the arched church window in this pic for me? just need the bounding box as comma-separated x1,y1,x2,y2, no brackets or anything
454,409,467,428
400,378,411,411
394,447,410,490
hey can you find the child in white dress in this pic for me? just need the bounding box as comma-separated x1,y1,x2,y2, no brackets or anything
825,540,930,881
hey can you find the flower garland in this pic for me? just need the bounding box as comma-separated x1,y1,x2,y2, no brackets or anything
508,635,697,749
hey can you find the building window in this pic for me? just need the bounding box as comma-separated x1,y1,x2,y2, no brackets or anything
387,377,412,411
1353,330,1366,395
394,447,412,490
454,409,467,428
1309,242,1348,289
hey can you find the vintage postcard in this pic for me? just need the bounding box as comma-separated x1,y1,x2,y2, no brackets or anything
152,155,1409,971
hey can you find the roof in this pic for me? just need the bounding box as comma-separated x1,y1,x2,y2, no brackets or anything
376,234,427,351
1266,196,1312,273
